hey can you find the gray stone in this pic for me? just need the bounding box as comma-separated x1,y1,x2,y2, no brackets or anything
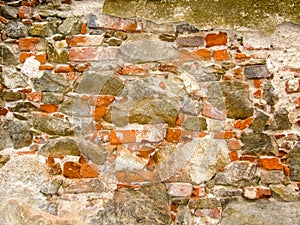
103,102,130,127
0,44,17,65
244,65,270,79
206,82,226,110
289,142,300,181
88,14,98,29
181,116,207,131
209,186,242,198
33,72,70,92
221,200,300,225
93,184,171,225
215,161,258,187
46,41,69,63
250,110,269,132
129,98,179,127
120,40,178,63
188,197,221,209
29,22,56,38
270,184,300,201
58,17,82,36
32,114,74,136
0,154,10,168
5,22,28,39
0,129,12,150
262,81,278,106
77,140,107,165
42,93,63,104
176,23,199,35
187,64,224,82
99,76,124,96
105,37,122,46
39,138,81,157
59,96,73,116
260,170,287,185
39,178,63,195
176,35,204,47
268,108,292,130
220,81,254,119
1,68,27,88
63,178,105,194
159,34,176,42
0,91,23,102
175,205,193,225
9,102,39,113
241,133,279,156
1,5,18,19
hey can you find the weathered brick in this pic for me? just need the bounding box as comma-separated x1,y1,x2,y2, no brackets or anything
176,35,204,47
286,79,299,93
167,183,193,197
21,18,33,25
254,80,261,88
239,155,257,162
214,131,234,139
0,16,7,24
20,52,47,63
253,89,262,98
236,53,251,59
66,35,104,47
117,170,156,183
193,48,211,61
69,47,118,61
89,95,115,107
175,49,201,65
166,127,182,143
243,186,271,199
93,106,107,122
258,157,283,170
18,6,32,19
158,63,178,74
228,138,241,150
234,118,252,130
193,185,206,197
63,161,82,178
194,208,221,219
213,49,229,61
205,32,227,47
40,104,58,113
39,64,53,70
202,102,226,120
229,151,239,161
0,108,8,116
116,65,148,76
81,22,87,34
79,156,99,178
54,65,73,73
110,130,136,145
19,37,41,51
295,97,300,109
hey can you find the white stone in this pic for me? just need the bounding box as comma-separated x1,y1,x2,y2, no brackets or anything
21,56,43,79
167,183,193,197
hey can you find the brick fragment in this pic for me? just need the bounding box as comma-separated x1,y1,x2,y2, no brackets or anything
63,161,82,178
254,80,261,88
228,138,241,150
81,22,87,34
166,127,182,143
253,89,262,98
19,37,40,51
39,64,53,70
89,95,115,107
229,151,239,161
192,185,206,197
66,35,104,47
20,52,47,64
69,47,118,61
202,102,226,120
213,49,229,61
194,208,221,219
18,6,32,19
193,48,211,61
239,155,257,162
286,79,299,93
54,65,73,73
40,104,58,113
93,106,107,122
236,53,251,59
79,156,99,178
214,131,233,139
116,65,148,76
110,130,136,145
21,19,33,25
258,157,284,170
205,32,227,47
158,63,178,74
295,97,300,108
0,108,8,116
0,16,7,24
243,186,271,199
167,183,193,197
234,118,252,130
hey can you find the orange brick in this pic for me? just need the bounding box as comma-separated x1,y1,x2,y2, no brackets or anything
239,155,257,162
39,64,53,70
66,35,104,47
81,22,87,34
214,131,233,139
254,80,261,88
236,53,251,59
229,151,239,161
294,97,300,109
253,89,262,98
234,118,252,130
54,65,73,73
18,6,32,19
19,37,40,50
166,127,182,143
40,104,58,113
192,185,206,197
79,156,99,178
213,49,229,61
90,95,115,107
205,32,227,47
116,65,148,76
228,138,241,150
93,106,107,122
110,130,136,145
0,108,8,116
193,48,211,61
20,52,47,63
63,161,82,178
258,157,283,170
283,165,290,176
28,91,42,102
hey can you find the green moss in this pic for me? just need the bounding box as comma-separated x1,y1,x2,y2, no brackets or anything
103,0,300,32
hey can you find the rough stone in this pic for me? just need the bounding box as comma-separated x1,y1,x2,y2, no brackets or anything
9,102,39,113
262,81,278,106
241,133,279,156
206,82,226,111
188,197,221,209
77,140,107,165
5,22,28,39
59,96,73,115
221,200,300,225
46,41,69,63
268,108,292,130
58,17,82,36
93,184,171,225
29,22,55,38
39,138,81,157
0,44,17,66
0,91,23,102
215,161,258,187
175,205,194,225
1,5,18,19
250,110,269,132
244,65,270,79
32,114,74,136
129,98,179,127
181,116,207,131
1,68,27,88
289,143,300,181
33,72,70,92
42,93,63,105
176,23,199,35
120,40,178,63
270,184,300,201
0,154,10,168
260,170,287,185
0,129,12,150
220,81,254,119
62,178,105,194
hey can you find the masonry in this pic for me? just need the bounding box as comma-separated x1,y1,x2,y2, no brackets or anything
0,0,299,224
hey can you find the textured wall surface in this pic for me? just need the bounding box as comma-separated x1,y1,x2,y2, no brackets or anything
0,0,300,224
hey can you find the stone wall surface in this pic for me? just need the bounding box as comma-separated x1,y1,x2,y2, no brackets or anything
0,0,299,224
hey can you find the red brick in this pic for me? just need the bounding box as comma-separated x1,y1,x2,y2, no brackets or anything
205,32,227,47
236,53,251,59
19,37,40,51
54,65,73,73
253,89,262,98
66,35,104,47
243,186,271,199
258,157,283,170
254,80,261,88
79,156,99,178
193,48,211,61
39,64,53,70
234,118,252,130
158,64,178,74
0,108,8,116
93,106,107,122
213,49,229,61
167,183,193,197
63,161,82,178
229,151,239,161
28,91,42,102
228,138,241,150
214,131,234,139
166,127,182,143
18,6,32,19
192,185,206,197
110,130,136,145
202,102,226,120
81,22,87,34
97,15,143,32
283,165,290,176
239,155,257,162
295,97,300,108
194,208,221,219
117,65,148,76
20,52,47,64
40,104,58,113
89,95,115,107
69,47,118,61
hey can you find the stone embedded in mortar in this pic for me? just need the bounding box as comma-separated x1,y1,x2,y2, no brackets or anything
262,81,278,106
175,205,194,225
58,17,82,36
1,5,18,19
241,133,279,156
59,96,73,116
260,170,287,185
244,65,270,79
176,35,205,47
181,115,207,131
32,113,74,136
250,110,269,132
215,161,258,187
0,44,17,66
99,76,124,96
268,108,292,130
77,140,107,165
206,82,226,111
120,40,178,63
0,155,10,168
0,91,23,102
63,178,105,194
188,196,221,209
176,23,199,35
39,177,63,196
220,80,254,119
1,67,27,88
221,200,300,225
42,93,63,105
289,142,300,181
5,22,28,39
9,102,39,113
46,41,69,63
129,98,179,127
270,184,300,202
29,22,56,38
103,102,130,127
33,72,70,92
39,138,81,157
93,184,171,225
0,129,12,150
